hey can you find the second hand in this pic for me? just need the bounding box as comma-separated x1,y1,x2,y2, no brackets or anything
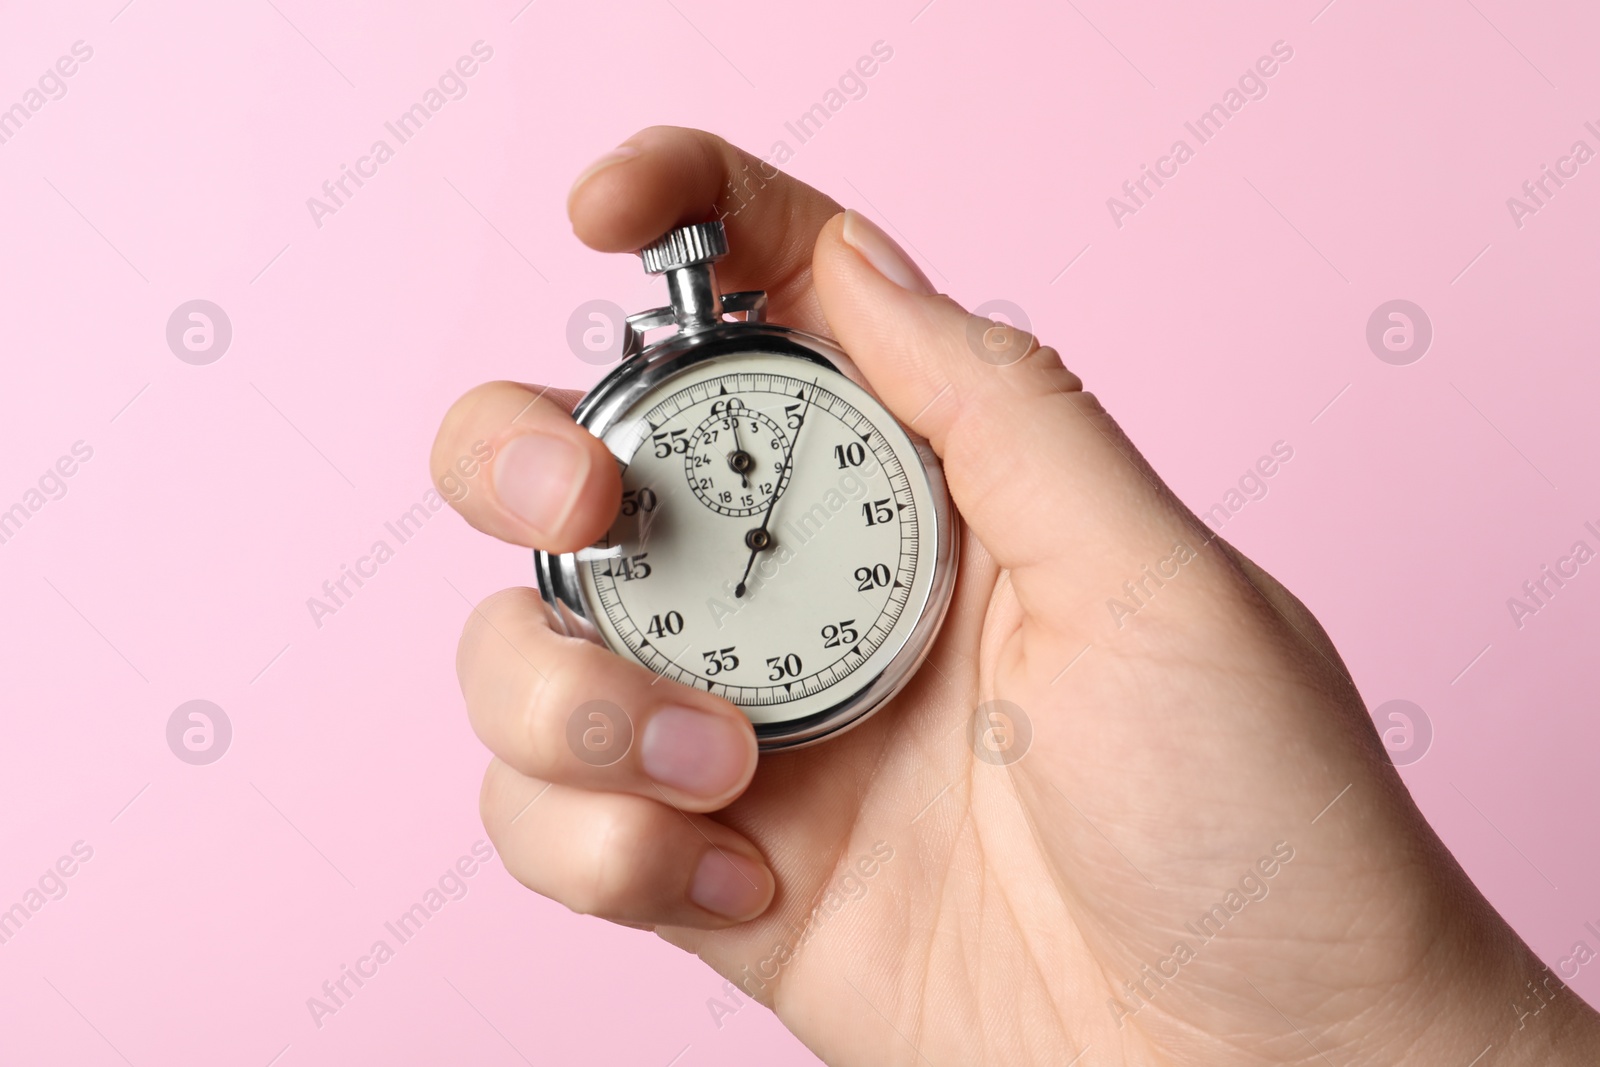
734,379,817,598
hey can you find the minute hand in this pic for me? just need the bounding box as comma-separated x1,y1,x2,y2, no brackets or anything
734,379,817,598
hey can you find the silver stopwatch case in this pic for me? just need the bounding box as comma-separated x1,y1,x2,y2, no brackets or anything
534,221,958,752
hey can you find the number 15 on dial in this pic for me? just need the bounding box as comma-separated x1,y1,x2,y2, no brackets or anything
535,221,957,752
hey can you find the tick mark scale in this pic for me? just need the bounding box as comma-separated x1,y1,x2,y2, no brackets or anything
534,221,957,751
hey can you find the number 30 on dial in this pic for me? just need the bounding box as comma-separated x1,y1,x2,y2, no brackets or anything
535,222,956,751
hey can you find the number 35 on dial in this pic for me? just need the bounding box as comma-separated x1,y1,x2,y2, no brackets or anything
535,222,956,751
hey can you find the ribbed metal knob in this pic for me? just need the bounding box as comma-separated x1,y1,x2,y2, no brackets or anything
640,221,728,274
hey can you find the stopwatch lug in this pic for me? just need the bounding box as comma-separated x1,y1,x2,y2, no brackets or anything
623,306,676,359
720,290,768,323
621,291,769,359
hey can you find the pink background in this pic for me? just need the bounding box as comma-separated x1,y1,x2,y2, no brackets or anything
2,0,1598,1063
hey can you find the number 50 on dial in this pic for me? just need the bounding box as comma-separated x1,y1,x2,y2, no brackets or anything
535,222,957,751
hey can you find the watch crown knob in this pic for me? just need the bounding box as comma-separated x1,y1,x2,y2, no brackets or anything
640,221,728,274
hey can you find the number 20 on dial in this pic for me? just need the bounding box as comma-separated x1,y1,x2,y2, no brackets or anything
535,221,957,751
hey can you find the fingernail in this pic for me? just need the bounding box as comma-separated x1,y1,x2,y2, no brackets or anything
494,433,589,539
841,208,935,295
641,705,753,799
570,145,639,196
689,849,772,921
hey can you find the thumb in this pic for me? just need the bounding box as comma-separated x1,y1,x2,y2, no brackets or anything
811,210,1208,632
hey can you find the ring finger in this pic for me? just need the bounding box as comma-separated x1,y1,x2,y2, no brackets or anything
481,758,775,927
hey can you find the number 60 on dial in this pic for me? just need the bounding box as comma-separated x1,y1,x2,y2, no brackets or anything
535,221,958,751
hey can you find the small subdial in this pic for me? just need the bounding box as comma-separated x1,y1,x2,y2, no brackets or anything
684,403,792,517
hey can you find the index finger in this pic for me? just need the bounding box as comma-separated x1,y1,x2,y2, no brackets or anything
568,126,845,333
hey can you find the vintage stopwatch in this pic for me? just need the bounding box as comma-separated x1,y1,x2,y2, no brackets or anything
536,220,957,751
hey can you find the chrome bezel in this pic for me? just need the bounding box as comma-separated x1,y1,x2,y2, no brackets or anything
534,318,958,753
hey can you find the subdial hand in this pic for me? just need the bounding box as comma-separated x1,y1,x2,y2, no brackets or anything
735,380,817,599
727,414,752,489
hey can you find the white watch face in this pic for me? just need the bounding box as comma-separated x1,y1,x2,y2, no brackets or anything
577,351,940,727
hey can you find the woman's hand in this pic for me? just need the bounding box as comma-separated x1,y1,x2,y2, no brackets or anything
432,126,1600,1066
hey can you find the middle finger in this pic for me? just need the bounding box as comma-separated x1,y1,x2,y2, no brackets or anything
458,586,759,813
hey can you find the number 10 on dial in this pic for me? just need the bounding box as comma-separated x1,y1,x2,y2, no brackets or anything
535,222,957,751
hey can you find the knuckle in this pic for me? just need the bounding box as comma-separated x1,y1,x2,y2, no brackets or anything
475,585,536,628
571,808,655,919
433,383,499,469
478,759,521,839
457,588,538,684
521,651,587,771
518,637,629,777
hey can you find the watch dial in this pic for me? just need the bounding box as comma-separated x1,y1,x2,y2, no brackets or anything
577,351,940,727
